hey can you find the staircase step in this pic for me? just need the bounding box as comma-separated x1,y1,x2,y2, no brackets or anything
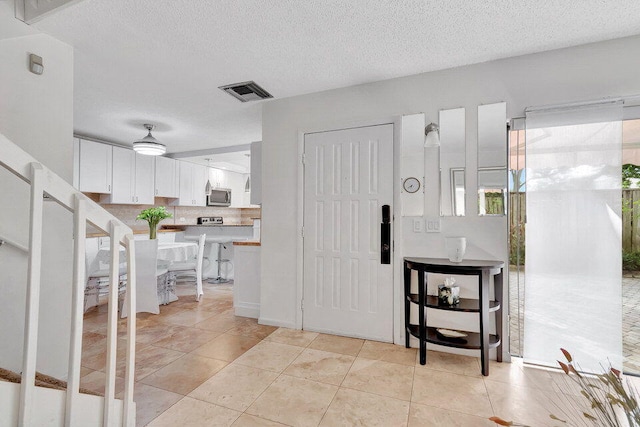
0,367,102,396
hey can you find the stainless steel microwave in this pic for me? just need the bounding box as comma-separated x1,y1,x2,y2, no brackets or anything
207,188,231,207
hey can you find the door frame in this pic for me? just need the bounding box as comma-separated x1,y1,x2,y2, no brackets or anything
295,115,404,344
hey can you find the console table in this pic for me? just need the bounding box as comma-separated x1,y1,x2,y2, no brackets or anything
404,257,504,376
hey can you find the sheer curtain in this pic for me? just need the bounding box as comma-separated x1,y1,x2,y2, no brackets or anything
523,100,623,372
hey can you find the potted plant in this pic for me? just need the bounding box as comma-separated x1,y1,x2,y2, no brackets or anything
136,206,173,239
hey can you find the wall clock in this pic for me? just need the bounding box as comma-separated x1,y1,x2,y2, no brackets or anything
403,177,421,193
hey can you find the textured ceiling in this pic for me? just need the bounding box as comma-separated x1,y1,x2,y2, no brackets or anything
34,0,640,153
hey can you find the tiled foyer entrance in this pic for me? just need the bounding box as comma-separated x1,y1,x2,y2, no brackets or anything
81,283,583,426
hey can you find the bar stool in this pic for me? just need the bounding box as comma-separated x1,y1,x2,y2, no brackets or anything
208,241,231,284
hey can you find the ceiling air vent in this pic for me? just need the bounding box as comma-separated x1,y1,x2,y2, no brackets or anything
219,81,273,102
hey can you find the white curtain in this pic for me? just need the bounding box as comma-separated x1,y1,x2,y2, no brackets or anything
523,100,623,372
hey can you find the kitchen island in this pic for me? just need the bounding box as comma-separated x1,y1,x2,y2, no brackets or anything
182,224,256,281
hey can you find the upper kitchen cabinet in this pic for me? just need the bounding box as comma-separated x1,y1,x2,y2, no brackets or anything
102,146,155,204
171,161,208,206
154,156,179,198
76,139,112,193
250,141,261,205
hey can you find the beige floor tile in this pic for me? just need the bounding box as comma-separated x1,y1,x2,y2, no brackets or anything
189,363,278,411
192,333,261,362
231,414,288,426
319,388,410,427
195,310,245,333
141,353,228,395
79,370,125,396
408,402,495,427
246,375,338,427
147,396,241,427
116,345,185,381
264,328,318,347
309,333,364,356
358,340,417,366
80,366,94,378
234,341,303,373
486,359,562,394
416,350,482,377
342,358,414,401
225,319,278,340
119,383,182,427
284,348,354,385
198,298,234,313
153,326,221,352
82,337,135,372
156,308,218,327
412,368,493,418
135,321,184,345
484,380,572,427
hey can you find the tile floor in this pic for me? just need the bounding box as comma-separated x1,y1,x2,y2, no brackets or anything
81,282,589,426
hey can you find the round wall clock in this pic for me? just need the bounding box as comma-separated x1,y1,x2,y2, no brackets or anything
403,177,421,193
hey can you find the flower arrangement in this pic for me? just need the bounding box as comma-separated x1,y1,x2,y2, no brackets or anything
136,206,173,239
490,348,640,426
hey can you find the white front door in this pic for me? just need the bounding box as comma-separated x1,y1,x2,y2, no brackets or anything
303,124,394,341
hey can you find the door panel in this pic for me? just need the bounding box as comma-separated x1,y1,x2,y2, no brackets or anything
303,124,393,341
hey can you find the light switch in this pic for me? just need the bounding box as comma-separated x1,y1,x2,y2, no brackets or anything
413,219,423,233
425,218,441,233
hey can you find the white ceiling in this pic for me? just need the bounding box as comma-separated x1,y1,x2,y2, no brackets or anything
183,151,251,174
33,0,640,154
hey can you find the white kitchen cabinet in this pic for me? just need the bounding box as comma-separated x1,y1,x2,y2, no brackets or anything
77,139,112,194
135,153,155,204
250,141,261,205
154,156,179,198
103,146,155,204
171,161,208,206
224,170,247,207
194,164,208,206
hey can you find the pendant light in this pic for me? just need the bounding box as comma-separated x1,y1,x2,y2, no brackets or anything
133,124,166,156
424,123,440,147
204,158,212,194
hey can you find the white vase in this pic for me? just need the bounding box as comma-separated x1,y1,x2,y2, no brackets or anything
445,237,467,262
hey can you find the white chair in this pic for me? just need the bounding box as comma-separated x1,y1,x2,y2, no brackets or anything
84,251,127,312
121,239,168,317
167,233,206,301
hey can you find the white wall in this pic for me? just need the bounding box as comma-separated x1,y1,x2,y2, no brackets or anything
0,1,74,378
260,35,640,349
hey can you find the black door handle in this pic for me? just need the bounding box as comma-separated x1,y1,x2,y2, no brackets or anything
381,205,391,264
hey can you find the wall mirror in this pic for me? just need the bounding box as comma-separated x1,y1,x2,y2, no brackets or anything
477,102,507,216
439,108,466,216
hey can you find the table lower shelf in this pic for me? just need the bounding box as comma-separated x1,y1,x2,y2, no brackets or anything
407,324,501,350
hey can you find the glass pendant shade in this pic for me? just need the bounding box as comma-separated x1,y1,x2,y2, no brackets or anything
424,123,440,147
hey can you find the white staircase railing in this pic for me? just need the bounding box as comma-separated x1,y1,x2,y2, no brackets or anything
0,132,137,427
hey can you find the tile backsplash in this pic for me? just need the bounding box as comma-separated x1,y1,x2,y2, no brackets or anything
86,195,260,233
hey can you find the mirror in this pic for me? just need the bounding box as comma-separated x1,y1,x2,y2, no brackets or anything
450,168,465,216
478,102,507,216
440,108,466,216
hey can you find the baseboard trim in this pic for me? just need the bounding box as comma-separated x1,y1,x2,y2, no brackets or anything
258,317,297,329
234,303,259,319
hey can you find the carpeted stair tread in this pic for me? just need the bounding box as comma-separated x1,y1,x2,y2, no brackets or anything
0,367,102,396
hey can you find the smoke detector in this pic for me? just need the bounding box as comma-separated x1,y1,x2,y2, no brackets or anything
219,81,273,102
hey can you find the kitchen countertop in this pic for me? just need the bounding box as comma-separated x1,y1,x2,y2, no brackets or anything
233,241,261,246
87,229,180,238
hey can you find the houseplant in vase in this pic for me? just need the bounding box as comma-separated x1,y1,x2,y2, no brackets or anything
137,206,173,239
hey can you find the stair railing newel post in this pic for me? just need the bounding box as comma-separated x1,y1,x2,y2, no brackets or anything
65,194,87,426
123,233,137,426
104,221,123,426
19,163,45,427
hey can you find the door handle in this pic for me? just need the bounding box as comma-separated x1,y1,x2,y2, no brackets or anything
381,205,391,264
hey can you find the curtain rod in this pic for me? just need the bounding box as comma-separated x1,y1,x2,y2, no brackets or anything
524,97,624,114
